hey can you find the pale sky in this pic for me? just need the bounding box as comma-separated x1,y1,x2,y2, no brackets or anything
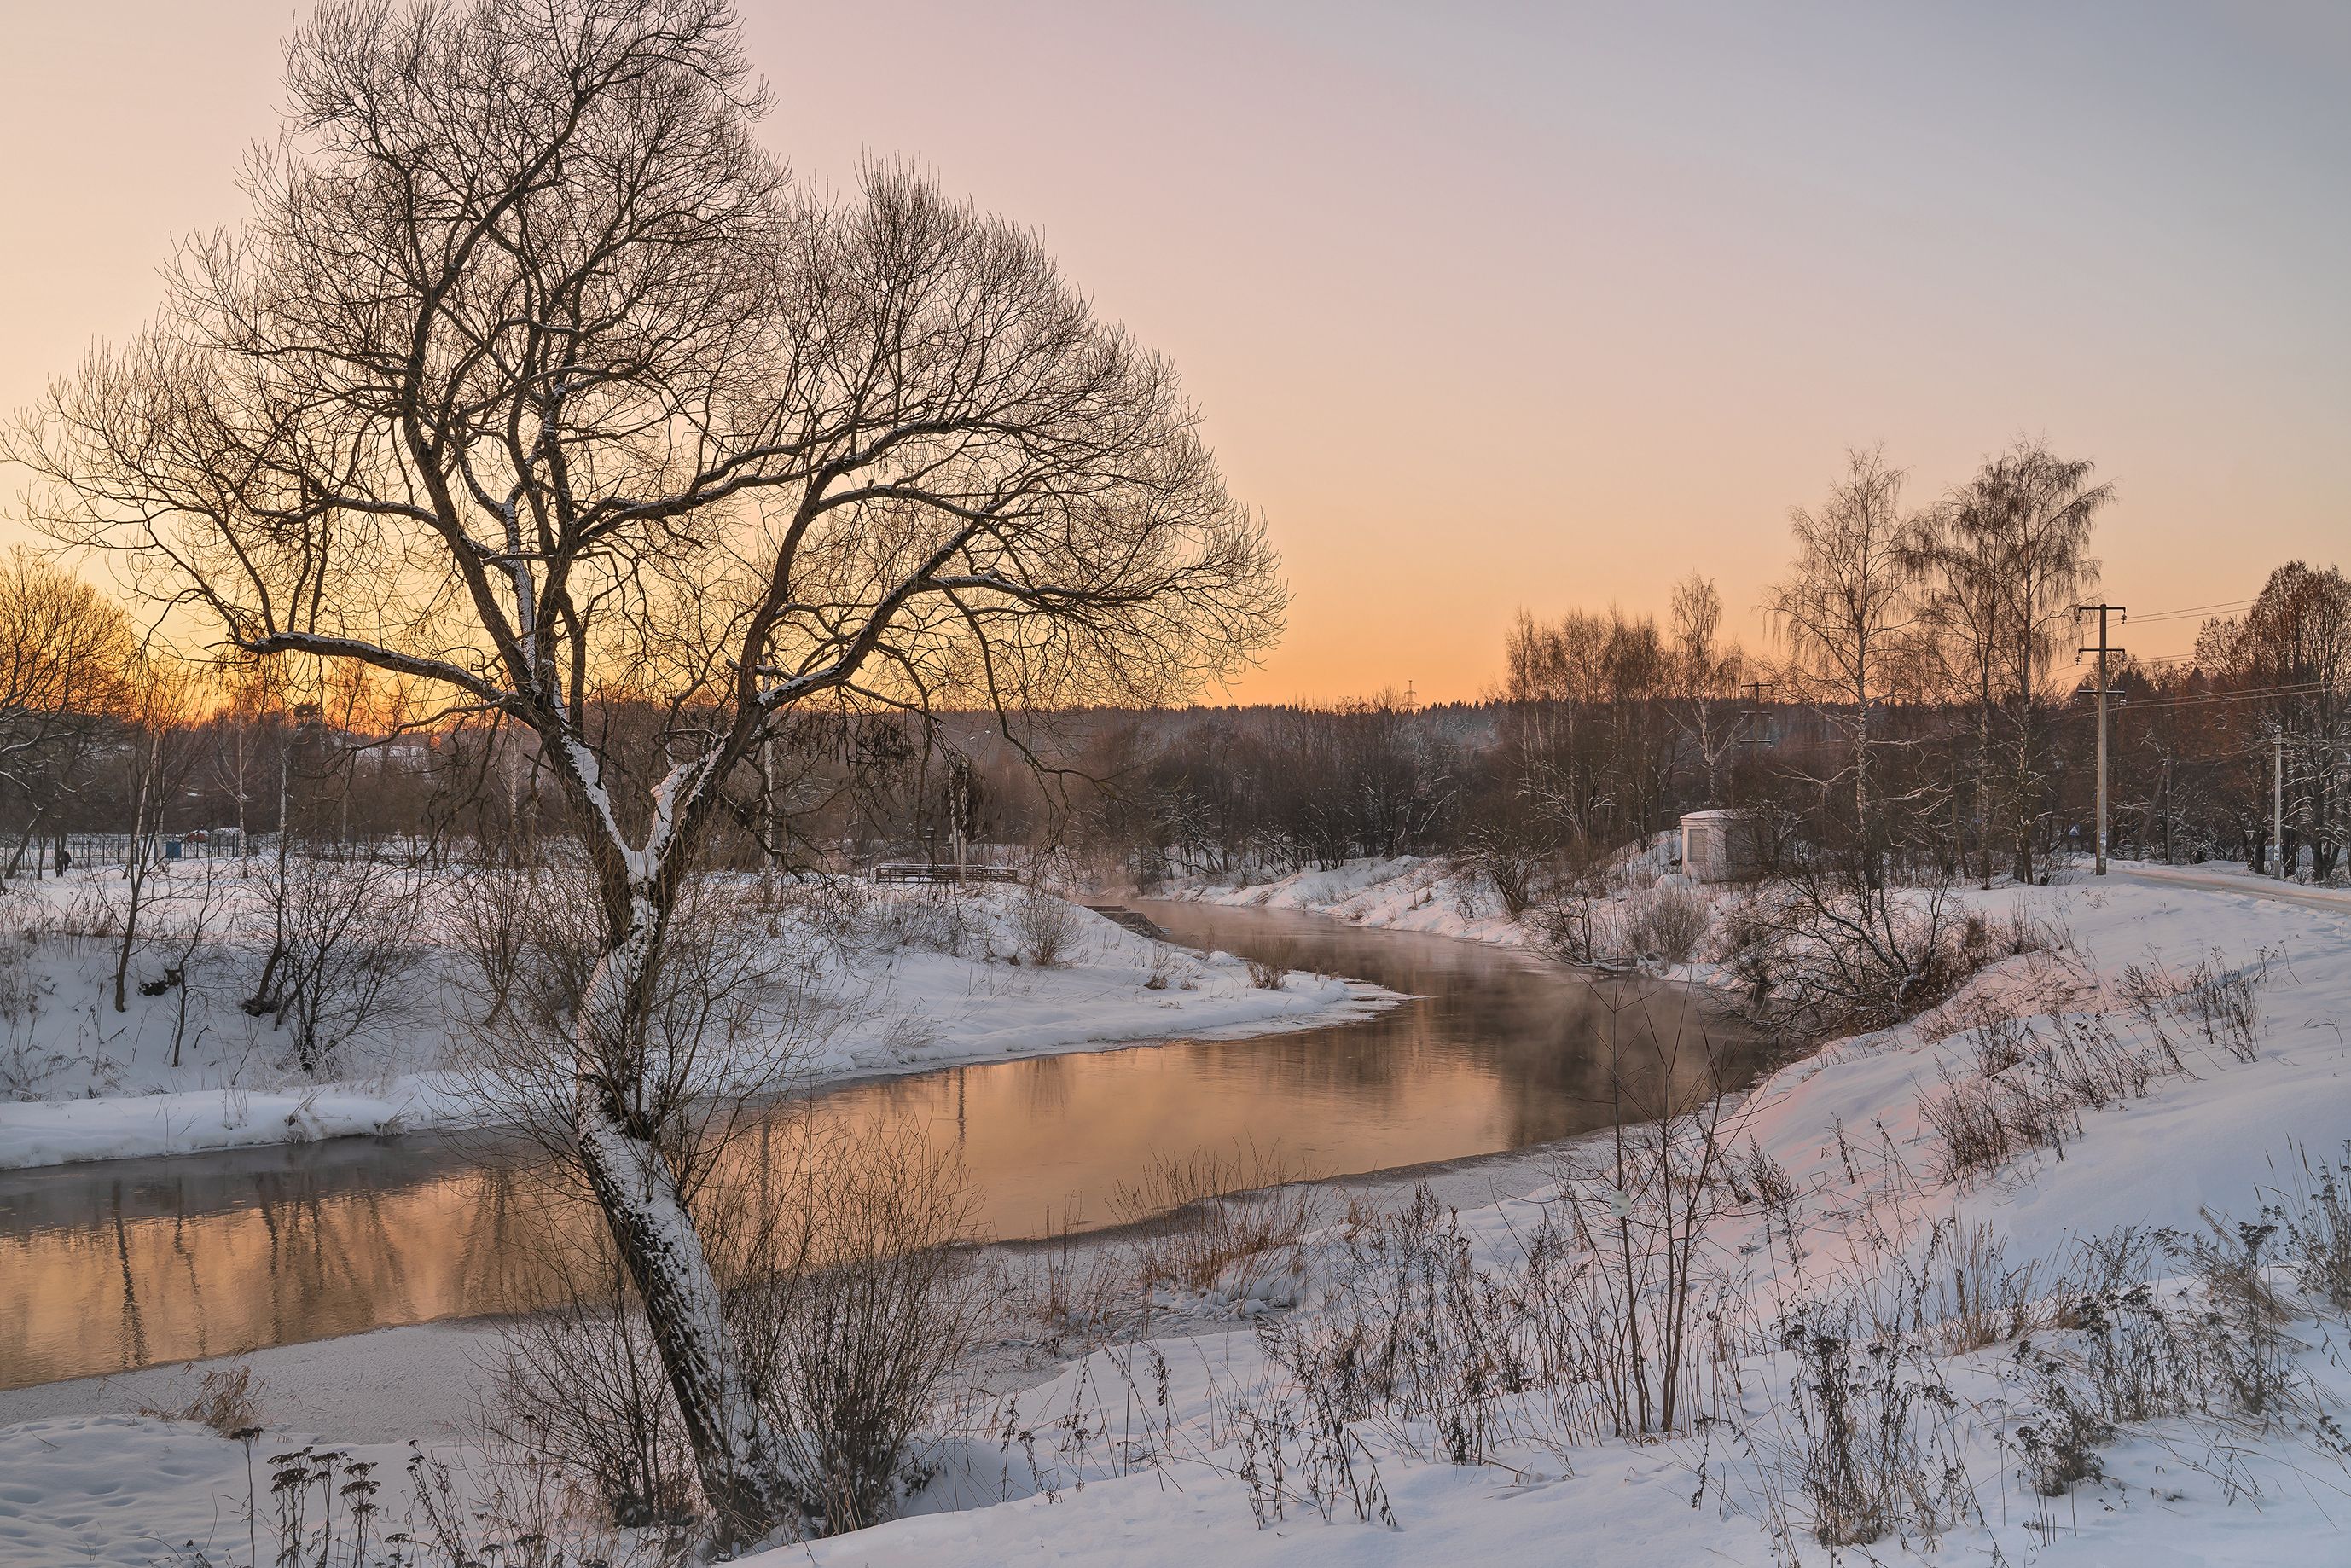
3,1,2344,700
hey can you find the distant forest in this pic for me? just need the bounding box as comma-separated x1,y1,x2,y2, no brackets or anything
4,534,2344,888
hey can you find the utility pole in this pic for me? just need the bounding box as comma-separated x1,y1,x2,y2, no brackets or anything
2272,730,2286,879
2075,605,2126,875
2162,747,2174,866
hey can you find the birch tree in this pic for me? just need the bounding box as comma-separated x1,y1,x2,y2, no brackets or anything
8,0,1280,1540
1975,441,2108,884
1767,449,1923,879
1668,572,1744,806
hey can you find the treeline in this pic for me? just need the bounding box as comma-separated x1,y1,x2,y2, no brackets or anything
6,445,2347,887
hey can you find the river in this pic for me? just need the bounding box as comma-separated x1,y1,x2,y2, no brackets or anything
0,901,1760,1389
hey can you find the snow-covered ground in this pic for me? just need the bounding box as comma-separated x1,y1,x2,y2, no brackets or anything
757,868,2351,1566
0,866,1391,1170
1168,853,1538,947
11,868,2351,1565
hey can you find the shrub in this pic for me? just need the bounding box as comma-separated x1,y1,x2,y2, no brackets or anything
490,1228,703,1529
1714,869,2021,1036
727,1122,982,1536
1012,887,1082,967
496,1120,981,1540
1625,881,1710,965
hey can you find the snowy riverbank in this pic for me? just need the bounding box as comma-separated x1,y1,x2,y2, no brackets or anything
769,867,2351,1566
11,869,2351,1565
0,868,1393,1170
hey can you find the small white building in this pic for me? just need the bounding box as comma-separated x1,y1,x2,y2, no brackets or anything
1679,809,1756,883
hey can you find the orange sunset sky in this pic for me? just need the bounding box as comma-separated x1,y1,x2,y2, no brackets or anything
3,1,2345,702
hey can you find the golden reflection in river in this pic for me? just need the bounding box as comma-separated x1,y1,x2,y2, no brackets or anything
0,903,1758,1388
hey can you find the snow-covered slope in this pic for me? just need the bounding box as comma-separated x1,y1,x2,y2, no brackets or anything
758,871,2351,1567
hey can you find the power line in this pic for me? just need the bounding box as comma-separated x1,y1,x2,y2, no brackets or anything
2125,598,2256,626
2079,681,2335,717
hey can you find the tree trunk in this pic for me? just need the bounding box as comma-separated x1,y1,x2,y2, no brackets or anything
575,897,798,1546
2011,700,2035,886
576,1101,798,1543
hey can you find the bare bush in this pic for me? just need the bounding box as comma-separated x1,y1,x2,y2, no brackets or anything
446,859,557,1027
1624,880,1710,965
1716,871,1998,1037
869,885,981,959
725,1120,983,1536
242,851,428,1074
1012,887,1082,967
491,1223,702,1529
497,1118,981,1540
1246,958,1286,990
1458,831,1545,920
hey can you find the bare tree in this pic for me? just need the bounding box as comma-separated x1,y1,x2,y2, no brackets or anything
9,0,1279,1541
0,549,133,875
1936,440,2110,884
2198,560,2351,880
1767,449,1924,876
1669,572,1744,806
108,654,201,1012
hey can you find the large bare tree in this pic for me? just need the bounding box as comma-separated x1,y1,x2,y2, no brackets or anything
9,0,1280,1539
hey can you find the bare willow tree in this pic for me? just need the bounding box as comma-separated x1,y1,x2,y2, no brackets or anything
1767,448,1922,875
9,0,1280,1541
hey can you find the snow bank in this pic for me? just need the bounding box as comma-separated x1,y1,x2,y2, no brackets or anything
0,870,1394,1170
1170,854,1535,947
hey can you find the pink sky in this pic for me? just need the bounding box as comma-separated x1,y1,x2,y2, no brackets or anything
3,1,2345,700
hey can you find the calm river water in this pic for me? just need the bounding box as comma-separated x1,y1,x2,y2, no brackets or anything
0,902,1758,1388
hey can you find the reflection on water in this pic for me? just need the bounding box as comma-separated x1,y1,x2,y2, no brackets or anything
0,902,1759,1389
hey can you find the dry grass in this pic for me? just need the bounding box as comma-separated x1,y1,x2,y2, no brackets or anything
1108,1146,1326,1300
141,1363,264,1436
1924,1010,2186,1183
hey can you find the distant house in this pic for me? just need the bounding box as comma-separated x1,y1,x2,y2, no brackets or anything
1679,809,1757,883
